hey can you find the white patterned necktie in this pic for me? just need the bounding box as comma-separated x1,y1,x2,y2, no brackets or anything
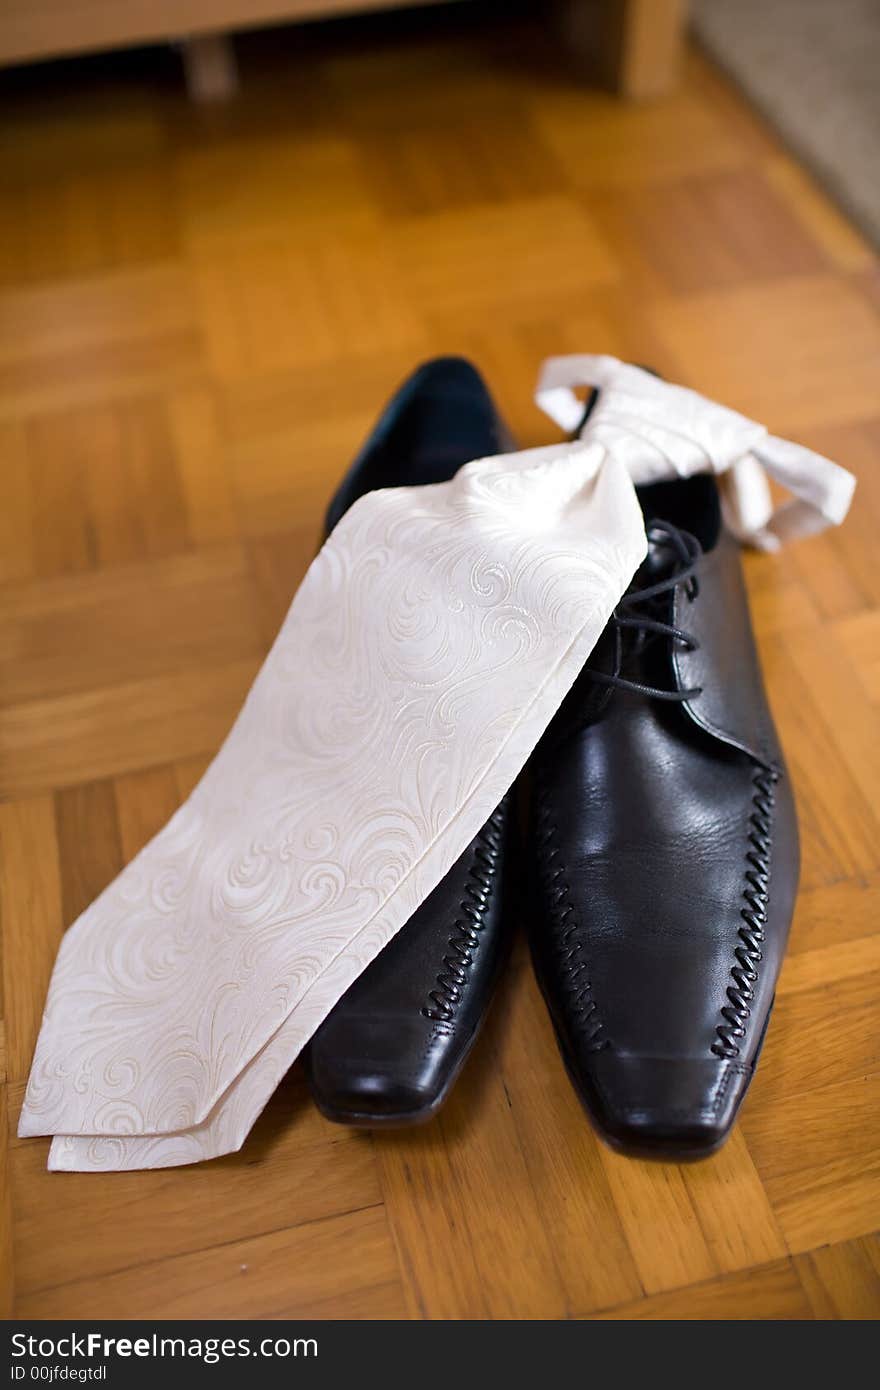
19,358,855,1172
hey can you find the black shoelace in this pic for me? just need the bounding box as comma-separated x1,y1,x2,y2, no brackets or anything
587,520,704,703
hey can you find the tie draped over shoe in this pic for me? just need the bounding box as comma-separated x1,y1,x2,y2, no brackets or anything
19,358,855,1171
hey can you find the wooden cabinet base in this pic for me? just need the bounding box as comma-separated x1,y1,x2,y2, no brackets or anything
0,0,687,102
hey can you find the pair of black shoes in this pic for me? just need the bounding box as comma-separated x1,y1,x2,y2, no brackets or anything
305,359,799,1159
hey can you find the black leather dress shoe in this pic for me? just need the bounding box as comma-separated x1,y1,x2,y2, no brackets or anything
306,357,517,1126
528,471,799,1158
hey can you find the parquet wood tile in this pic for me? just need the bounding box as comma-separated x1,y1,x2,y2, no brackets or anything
740,1075,880,1253
0,797,64,1085
369,1122,492,1321
114,764,182,861
10,1079,383,1305
16,1204,406,1320
836,611,880,704
0,95,167,189
0,1085,13,1317
0,164,180,288
388,195,619,317
1,13,877,1320
0,543,262,705
757,638,880,890
0,661,259,799
592,1258,813,1320
786,873,880,956
796,1236,880,1320
495,958,643,1316
532,84,751,189
587,168,828,298
760,155,877,276
679,1129,787,1276
195,233,428,380
167,387,240,547
0,264,196,374
756,971,880,1098
777,933,880,997
177,134,381,250
645,274,880,436
597,1145,716,1295
354,110,566,219
54,778,125,925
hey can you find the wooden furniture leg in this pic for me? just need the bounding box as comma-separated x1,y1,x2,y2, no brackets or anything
180,32,240,103
558,0,688,99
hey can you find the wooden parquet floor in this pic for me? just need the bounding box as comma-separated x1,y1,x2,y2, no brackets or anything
1,12,879,1321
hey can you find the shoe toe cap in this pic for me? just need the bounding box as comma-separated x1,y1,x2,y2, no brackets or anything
309,1068,437,1123
584,1052,751,1159
306,1014,449,1124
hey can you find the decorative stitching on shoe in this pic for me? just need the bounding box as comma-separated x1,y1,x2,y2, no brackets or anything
535,790,609,1052
708,1060,752,1117
421,800,506,1023
711,763,780,1060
